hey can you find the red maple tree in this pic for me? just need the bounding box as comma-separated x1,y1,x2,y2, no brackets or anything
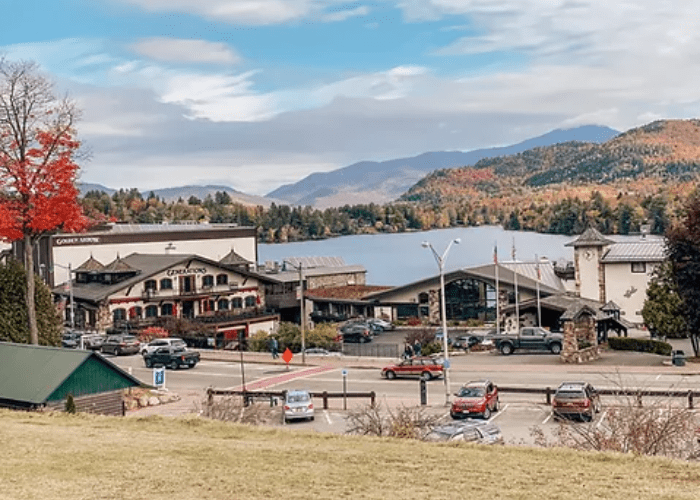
0,59,88,344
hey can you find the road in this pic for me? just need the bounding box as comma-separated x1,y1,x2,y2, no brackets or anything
108,343,700,445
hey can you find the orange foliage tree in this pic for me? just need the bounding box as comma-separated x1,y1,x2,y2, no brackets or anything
0,59,87,344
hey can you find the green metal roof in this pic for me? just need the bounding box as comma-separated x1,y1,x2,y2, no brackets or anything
0,343,143,406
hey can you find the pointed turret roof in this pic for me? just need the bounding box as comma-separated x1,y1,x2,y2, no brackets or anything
103,254,138,273
74,255,104,273
219,248,250,266
565,227,614,247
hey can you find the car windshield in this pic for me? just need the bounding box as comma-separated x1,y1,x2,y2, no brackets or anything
288,393,310,403
555,390,586,399
457,387,485,398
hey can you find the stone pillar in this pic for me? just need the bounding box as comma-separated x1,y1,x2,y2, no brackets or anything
428,289,440,324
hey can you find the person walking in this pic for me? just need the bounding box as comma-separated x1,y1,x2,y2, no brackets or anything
413,340,422,357
270,337,279,359
404,344,413,359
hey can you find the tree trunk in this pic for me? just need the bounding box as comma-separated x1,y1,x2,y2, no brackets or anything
24,234,39,345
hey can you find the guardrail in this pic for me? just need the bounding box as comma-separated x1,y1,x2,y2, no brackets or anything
498,386,700,409
206,388,376,409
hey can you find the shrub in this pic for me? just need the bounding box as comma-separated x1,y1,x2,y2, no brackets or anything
608,337,672,356
421,341,443,356
139,326,169,344
65,394,76,414
248,331,271,352
406,317,422,326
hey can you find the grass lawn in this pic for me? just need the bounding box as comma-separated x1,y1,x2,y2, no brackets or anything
1,409,699,499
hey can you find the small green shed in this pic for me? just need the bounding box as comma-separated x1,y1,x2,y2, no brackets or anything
0,342,143,415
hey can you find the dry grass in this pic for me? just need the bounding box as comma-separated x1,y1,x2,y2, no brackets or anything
1,409,699,500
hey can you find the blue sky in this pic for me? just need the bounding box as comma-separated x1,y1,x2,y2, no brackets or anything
2,0,699,196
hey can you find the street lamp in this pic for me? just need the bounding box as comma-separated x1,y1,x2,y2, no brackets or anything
284,260,306,365
422,238,461,406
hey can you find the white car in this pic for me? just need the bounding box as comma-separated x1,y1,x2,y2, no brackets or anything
140,337,187,356
284,390,315,423
303,348,342,357
367,318,395,331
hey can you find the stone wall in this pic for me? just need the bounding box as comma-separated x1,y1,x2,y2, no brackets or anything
560,315,601,363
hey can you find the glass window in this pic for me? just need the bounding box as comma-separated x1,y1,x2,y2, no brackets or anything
144,280,157,291
129,306,142,319
113,308,126,321
232,297,243,309
202,275,214,288
145,305,158,318
631,262,646,273
216,274,228,285
244,295,256,307
160,278,173,290
218,299,229,310
161,303,173,316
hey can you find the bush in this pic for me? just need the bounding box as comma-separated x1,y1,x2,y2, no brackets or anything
608,337,672,356
421,341,443,356
138,326,169,344
248,331,271,352
406,317,422,326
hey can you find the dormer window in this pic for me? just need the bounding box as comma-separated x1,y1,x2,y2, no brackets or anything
160,278,173,290
145,280,157,291
202,275,214,288
216,274,228,285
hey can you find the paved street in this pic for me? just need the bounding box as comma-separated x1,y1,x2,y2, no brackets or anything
108,335,700,445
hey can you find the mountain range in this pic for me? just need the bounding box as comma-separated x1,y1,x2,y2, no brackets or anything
265,125,620,208
80,124,619,209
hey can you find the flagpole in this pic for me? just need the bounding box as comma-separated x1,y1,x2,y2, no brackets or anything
535,254,542,328
513,239,519,334
494,242,500,335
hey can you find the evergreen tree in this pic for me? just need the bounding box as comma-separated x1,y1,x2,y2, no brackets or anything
641,261,686,339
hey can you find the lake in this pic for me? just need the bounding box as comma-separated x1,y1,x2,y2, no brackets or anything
258,226,575,286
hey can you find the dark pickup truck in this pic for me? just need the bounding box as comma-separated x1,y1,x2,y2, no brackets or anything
492,327,563,355
143,346,200,369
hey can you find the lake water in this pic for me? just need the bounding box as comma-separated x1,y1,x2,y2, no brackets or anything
258,226,575,286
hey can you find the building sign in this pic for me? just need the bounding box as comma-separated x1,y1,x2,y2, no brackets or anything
54,236,101,246
166,267,207,276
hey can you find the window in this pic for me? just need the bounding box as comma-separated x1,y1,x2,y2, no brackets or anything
160,278,173,290
631,262,646,273
113,308,126,322
202,275,214,288
129,306,142,319
144,280,157,291
161,303,174,316
244,295,256,307
145,305,158,318
231,297,243,309
218,299,229,310
216,274,228,285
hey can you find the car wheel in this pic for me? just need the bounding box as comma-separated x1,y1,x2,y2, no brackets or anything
450,411,460,420
309,416,315,421
169,361,178,370
115,347,122,356
483,407,492,419
421,371,432,381
550,342,562,355
188,362,196,369
500,343,514,355
385,370,396,380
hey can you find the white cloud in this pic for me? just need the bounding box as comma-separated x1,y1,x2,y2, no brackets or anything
321,5,370,22
132,38,241,64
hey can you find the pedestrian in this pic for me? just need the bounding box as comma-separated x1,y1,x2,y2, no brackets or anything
404,344,413,359
270,337,279,359
413,340,422,357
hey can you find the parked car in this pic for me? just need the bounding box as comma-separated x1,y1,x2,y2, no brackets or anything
424,420,504,445
381,356,444,380
61,331,82,349
434,329,453,345
140,337,187,356
283,389,315,423
451,335,483,350
451,380,500,419
143,346,200,369
303,347,342,357
552,381,601,421
492,326,564,355
366,318,395,331
340,323,373,343
82,334,106,351
100,335,140,355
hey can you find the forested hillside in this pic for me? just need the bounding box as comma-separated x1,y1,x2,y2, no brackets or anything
80,120,700,243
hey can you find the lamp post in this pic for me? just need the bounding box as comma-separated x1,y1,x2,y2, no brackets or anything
422,238,461,406
284,260,306,365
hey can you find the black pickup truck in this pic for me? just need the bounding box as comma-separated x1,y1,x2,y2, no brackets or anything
143,346,200,369
492,327,563,355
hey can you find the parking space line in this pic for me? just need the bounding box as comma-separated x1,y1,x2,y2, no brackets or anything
542,412,553,425
490,404,508,421
596,410,608,428
324,410,333,425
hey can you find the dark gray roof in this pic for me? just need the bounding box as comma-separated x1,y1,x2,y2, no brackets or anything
53,253,278,303
0,343,142,405
74,255,104,272
103,255,138,273
565,227,615,247
503,294,602,316
219,249,251,265
600,239,666,263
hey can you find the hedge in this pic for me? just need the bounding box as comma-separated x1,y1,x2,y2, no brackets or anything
607,336,673,356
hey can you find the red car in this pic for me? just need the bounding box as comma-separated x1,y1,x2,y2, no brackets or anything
451,380,500,419
381,356,444,380
552,382,601,421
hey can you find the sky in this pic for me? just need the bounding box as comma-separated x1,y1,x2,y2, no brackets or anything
2,0,700,196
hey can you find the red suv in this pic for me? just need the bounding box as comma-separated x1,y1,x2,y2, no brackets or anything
451,380,500,419
552,382,601,421
381,356,444,380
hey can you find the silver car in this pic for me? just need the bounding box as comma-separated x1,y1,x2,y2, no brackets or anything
283,390,315,423
424,420,504,445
